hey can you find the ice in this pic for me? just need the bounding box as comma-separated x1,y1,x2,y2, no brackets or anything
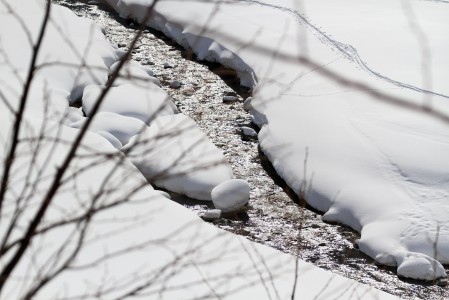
107,0,449,280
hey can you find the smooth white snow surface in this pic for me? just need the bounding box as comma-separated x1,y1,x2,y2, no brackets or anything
82,83,178,124
0,1,399,298
70,111,146,146
211,179,250,212
106,0,449,280
123,114,234,200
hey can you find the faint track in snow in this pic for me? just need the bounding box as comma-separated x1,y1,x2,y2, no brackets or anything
239,0,449,100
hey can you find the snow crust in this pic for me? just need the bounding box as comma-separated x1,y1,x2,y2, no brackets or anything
0,1,399,298
107,0,449,280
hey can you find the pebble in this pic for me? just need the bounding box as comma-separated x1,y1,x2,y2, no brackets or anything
211,179,250,212
169,80,182,89
436,278,448,287
241,126,257,138
202,209,222,221
243,96,253,111
163,62,174,69
222,95,239,103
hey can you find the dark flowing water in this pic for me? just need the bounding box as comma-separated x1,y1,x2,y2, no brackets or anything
53,1,449,299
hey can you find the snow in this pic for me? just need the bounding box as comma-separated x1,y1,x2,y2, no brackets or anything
211,179,250,212
109,60,161,87
82,83,178,124
105,0,449,280
70,111,146,146
0,1,400,297
123,114,234,200
241,126,258,138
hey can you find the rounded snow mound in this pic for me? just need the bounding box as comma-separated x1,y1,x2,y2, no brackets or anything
211,179,250,212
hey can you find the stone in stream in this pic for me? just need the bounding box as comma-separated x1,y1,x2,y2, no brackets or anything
169,80,182,89
163,62,174,69
243,96,253,111
222,95,239,103
211,179,250,212
202,209,222,221
436,278,448,287
241,126,257,138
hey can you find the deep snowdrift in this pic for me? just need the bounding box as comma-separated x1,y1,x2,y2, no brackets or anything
104,0,449,280
0,0,398,298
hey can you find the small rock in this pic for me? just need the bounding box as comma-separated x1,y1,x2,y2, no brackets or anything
88,0,99,4
212,179,250,212
118,43,127,48
223,95,239,103
163,62,174,69
202,209,222,221
241,126,257,138
243,96,253,111
169,80,182,89
436,278,448,287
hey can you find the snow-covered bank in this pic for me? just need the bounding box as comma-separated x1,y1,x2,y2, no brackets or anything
104,0,449,281
1,0,398,298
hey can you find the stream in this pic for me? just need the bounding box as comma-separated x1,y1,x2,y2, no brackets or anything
53,1,448,299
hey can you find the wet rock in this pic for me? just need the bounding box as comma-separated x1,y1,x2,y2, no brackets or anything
223,95,239,103
243,96,253,111
212,179,250,212
203,209,222,221
163,62,174,69
241,126,257,138
169,80,182,89
436,278,448,287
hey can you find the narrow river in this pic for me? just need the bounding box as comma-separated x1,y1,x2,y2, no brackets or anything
54,1,448,299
